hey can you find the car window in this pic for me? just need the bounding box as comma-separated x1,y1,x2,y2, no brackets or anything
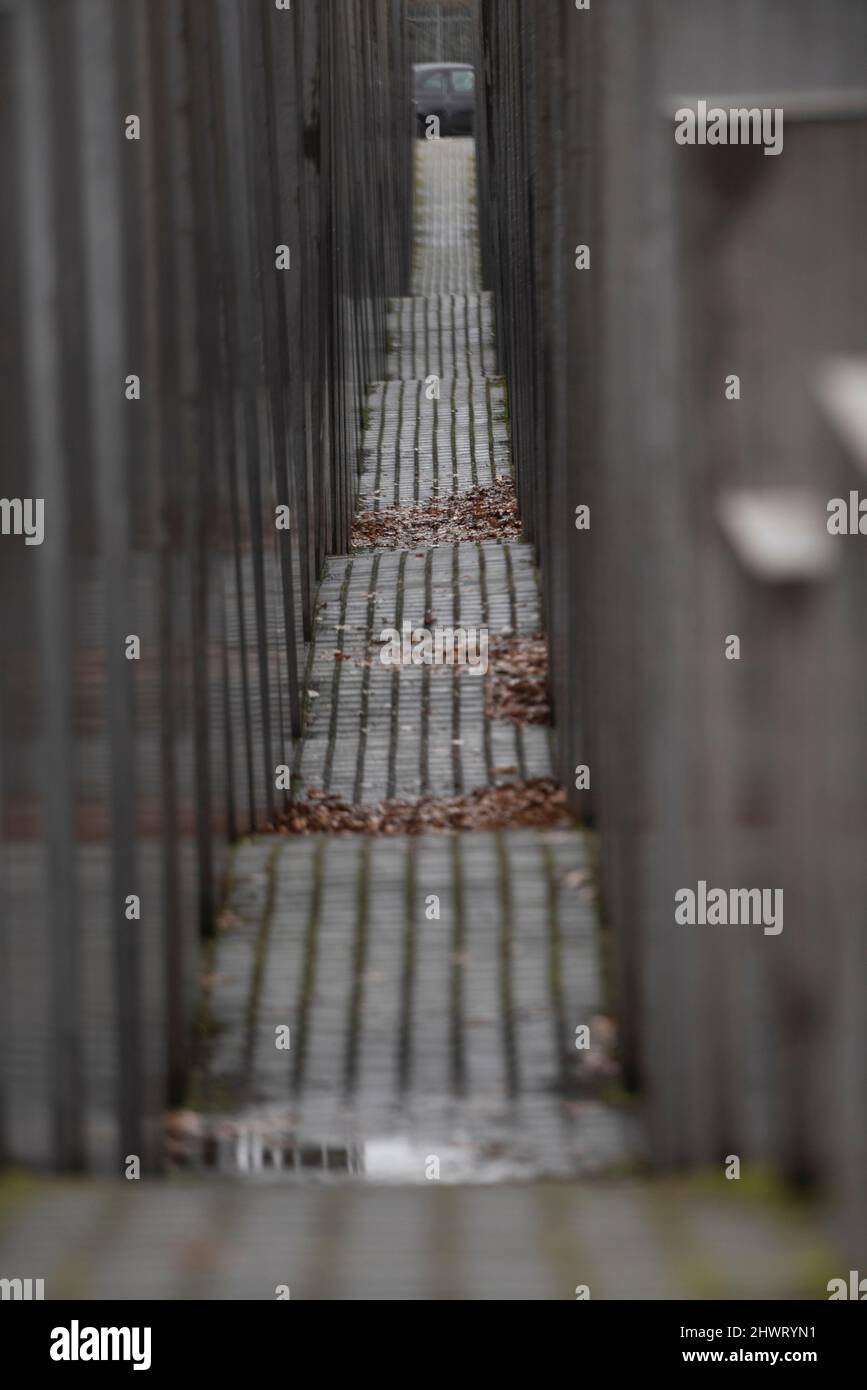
450,70,474,94
417,71,447,96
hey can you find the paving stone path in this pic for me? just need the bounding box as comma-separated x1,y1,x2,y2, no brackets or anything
0,1173,835,1300
194,136,625,1179
193,827,625,1179
294,543,551,801
410,138,483,295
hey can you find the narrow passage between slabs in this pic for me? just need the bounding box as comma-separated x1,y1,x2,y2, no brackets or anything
184,139,632,1183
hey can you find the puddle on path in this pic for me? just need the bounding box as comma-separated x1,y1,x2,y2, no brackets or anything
165,1102,636,1184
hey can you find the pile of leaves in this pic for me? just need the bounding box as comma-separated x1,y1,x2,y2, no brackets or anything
485,635,551,725
274,777,572,835
351,475,520,550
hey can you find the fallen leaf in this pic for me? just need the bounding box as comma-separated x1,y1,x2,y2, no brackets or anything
485,635,551,726
274,778,574,836
351,476,521,551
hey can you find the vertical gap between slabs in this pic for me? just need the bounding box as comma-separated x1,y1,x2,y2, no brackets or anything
239,839,286,1104
423,292,430,391
464,293,473,388
393,377,406,508
322,557,354,793
450,292,457,387
343,836,371,1099
495,828,519,1099
485,376,495,486
290,587,321,798
397,837,417,1096
452,375,461,494
451,542,463,794
432,366,440,499
476,542,495,785
467,371,479,487
352,553,381,804
539,836,569,1093
437,294,444,383
451,833,466,1097
372,379,387,510
386,550,408,800
413,378,422,503
291,837,327,1099
502,543,528,781
420,549,433,795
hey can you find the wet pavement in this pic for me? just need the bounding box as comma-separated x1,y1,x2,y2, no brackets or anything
188,136,630,1181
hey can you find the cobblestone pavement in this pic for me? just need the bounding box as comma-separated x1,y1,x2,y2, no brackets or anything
192,828,627,1179
0,1172,836,1299
358,373,508,507
294,543,551,801
189,135,621,1179
411,138,482,295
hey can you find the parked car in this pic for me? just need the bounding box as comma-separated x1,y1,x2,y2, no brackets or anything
413,62,475,137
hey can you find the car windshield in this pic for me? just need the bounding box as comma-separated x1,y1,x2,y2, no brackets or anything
416,71,447,95
451,70,474,93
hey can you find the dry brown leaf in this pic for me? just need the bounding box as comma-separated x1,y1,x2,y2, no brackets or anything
351,476,521,550
275,777,573,836
485,635,550,725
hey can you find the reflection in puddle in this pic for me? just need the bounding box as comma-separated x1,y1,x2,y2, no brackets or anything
168,1116,540,1183
198,1132,366,1176
165,1100,634,1182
